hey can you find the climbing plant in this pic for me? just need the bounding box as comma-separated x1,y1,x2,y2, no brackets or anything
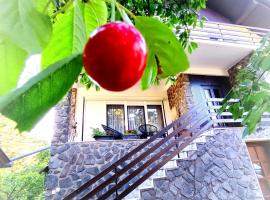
220,35,270,136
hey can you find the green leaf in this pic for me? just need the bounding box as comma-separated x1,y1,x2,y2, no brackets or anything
0,54,82,132
0,37,28,96
0,0,52,54
243,105,266,133
41,0,86,68
141,48,158,90
190,41,198,49
261,55,270,70
84,0,108,35
228,102,243,119
243,127,250,138
135,17,189,78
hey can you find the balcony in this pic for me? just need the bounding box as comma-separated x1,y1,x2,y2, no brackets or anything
182,22,270,76
189,21,269,46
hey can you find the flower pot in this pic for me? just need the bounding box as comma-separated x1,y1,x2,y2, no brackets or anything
93,135,114,140
123,134,140,140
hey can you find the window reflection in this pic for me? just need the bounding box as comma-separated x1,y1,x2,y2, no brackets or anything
107,105,125,132
127,106,146,130
147,105,164,130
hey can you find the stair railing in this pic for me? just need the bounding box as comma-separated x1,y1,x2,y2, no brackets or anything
63,103,212,200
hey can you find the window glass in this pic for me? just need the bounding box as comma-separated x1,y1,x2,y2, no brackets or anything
107,105,125,132
147,105,164,130
127,106,145,130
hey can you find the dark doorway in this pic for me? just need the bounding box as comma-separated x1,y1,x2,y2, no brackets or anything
189,75,230,105
189,75,232,127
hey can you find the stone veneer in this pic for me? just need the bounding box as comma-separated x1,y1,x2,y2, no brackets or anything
68,88,77,142
245,126,270,140
45,140,144,199
46,128,263,200
141,128,263,200
52,89,77,144
228,53,253,87
167,74,194,117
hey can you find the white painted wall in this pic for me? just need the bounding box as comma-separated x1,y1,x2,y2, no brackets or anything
74,82,173,141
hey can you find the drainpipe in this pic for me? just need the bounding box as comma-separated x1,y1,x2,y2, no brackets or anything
81,97,86,142
162,100,167,127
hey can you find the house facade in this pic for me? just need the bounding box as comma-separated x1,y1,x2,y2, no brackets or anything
46,4,270,200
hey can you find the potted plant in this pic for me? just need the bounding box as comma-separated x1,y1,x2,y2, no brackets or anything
92,128,113,140
123,129,140,140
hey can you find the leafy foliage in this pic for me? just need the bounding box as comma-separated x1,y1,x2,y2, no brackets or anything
135,16,189,89
0,39,28,96
0,0,52,95
0,55,82,131
0,150,50,200
91,127,106,137
119,0,207,48
42,0,107,68
0,0,205,131
0,0,52,54
220,35,270,136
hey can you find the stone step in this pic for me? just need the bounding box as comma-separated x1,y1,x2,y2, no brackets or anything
201,129,215,137
123,188,141,200
138,179,154,189
151,169,166,178
182,142,197,151
125,130,213,200
161,160,177,169
172,151,188,160
140,188,156,200
192,135,207,143
152,176,169,190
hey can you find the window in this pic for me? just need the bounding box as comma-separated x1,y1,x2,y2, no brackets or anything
147,105,164,130
106,103,165,132
106,105,125,132
127,106,146,130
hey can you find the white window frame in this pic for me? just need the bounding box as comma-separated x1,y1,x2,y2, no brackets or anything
105,101,165,131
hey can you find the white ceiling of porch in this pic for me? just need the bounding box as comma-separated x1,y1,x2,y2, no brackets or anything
187,40,255,76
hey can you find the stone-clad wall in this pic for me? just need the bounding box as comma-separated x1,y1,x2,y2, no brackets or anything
68,88,77,142
227,53,252,87
167,74,194,117
141,128,263,200
45,140,144,199
52,94,70,144
46,128,263,200
52,89,77,144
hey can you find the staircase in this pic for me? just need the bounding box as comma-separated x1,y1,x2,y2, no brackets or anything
63,103,213,200
124,129,214,200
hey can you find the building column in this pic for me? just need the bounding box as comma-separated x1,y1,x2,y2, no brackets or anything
167,74,194,118
51,89,77,144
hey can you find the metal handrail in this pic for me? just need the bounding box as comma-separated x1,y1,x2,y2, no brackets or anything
0,146,50,168
63,103,212,200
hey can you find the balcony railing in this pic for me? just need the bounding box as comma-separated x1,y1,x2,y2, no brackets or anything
207,98,270,127
178,22,270,47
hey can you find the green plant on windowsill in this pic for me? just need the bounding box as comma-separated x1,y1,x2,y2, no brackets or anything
91,128,106,137
124,130,138,135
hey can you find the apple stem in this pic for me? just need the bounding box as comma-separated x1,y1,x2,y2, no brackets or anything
111,0,116,22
